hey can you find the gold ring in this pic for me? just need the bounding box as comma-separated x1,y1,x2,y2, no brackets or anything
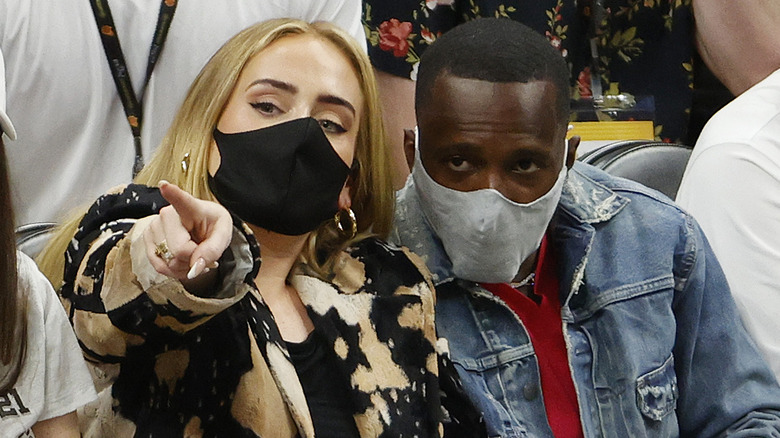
154,240,175,262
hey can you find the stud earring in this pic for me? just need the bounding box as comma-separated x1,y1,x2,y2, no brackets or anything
181,152,190,175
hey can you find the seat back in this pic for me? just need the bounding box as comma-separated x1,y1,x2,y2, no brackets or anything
15,222,57,259
578,140,693,199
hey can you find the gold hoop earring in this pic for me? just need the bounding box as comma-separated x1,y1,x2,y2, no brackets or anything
181,152,190,175
334,208,357,239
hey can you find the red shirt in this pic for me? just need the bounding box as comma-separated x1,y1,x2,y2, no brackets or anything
481,236,584,438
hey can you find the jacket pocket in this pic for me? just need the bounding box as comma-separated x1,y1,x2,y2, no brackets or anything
635,354,678,421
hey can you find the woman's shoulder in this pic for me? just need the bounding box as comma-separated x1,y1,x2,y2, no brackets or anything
332,236,434,297
16,251,56,312
15,251,98,426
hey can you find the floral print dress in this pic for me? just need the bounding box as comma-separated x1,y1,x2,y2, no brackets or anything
363,0,694,143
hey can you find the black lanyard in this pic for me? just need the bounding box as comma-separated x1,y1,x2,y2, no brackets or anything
89,0,178,177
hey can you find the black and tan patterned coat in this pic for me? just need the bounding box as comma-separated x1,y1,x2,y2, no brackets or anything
59,184,453,438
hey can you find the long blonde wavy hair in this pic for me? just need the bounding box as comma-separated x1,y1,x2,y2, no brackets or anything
38,18,393,286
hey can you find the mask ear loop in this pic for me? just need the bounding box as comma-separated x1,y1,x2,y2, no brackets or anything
414,125,420,155
411,125,429,176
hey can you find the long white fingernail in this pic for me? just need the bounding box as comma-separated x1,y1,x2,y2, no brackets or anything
187,258,206,280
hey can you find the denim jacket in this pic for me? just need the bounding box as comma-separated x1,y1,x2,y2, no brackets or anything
394,162,780,437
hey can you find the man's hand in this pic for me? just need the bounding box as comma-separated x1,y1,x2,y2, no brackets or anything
143,180,233,282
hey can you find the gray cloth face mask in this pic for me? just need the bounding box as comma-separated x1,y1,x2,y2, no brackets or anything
411,128,567,284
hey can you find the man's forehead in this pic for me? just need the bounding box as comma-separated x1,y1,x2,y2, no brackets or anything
421,74,560,119
417,75,564,141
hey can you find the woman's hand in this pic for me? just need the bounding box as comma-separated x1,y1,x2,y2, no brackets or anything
143,181,233,283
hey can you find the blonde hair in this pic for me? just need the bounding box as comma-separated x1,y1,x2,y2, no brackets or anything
38,18,393,285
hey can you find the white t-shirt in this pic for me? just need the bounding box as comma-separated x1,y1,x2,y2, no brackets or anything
0,252,96,438
676,68,780,379
0,0,365,226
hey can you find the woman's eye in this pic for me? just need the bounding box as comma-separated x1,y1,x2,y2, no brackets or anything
250,102,280,115
319,119,346,134
447,156,473,172
512,159,540,173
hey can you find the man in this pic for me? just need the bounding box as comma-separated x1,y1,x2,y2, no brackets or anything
2,0,364,226
676,2,780,379
394,18,780,437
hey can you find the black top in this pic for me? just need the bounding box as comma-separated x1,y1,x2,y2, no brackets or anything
287,331,360,437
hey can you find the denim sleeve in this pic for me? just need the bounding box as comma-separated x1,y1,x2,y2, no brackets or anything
672,214,780,436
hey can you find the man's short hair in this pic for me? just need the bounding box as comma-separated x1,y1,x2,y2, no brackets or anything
415,18,571,122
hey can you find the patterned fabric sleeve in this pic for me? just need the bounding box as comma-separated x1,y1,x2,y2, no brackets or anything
59,184,257,364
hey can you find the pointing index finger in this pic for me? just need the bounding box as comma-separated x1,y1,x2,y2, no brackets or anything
158,180,202,231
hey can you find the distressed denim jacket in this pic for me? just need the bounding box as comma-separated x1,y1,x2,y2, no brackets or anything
394,163,780,437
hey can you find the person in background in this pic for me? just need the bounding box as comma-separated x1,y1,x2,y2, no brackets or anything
1,0,365,227
362,0,697,188
676,1,780,380
394,18,780,437
36,18,480,438
0,52,96,438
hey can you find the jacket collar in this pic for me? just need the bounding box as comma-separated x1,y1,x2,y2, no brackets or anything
393,163,629,286
556,162,630,225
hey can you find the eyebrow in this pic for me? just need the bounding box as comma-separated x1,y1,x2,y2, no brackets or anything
317,95,356,116
247,78,297,93
247,78,356,116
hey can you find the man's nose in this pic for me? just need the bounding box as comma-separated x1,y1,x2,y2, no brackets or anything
483,168,521,203
485,169,504,192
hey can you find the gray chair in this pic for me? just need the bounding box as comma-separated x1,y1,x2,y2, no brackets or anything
578,140,694,199
15,222,57,259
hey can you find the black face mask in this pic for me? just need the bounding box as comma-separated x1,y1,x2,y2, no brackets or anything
208,117,351,235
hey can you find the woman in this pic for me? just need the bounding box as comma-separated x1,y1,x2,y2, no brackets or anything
0,70,96,437
38,19,447,437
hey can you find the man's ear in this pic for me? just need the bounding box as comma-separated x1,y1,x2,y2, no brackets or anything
566,135,581,169
403,128,416,171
